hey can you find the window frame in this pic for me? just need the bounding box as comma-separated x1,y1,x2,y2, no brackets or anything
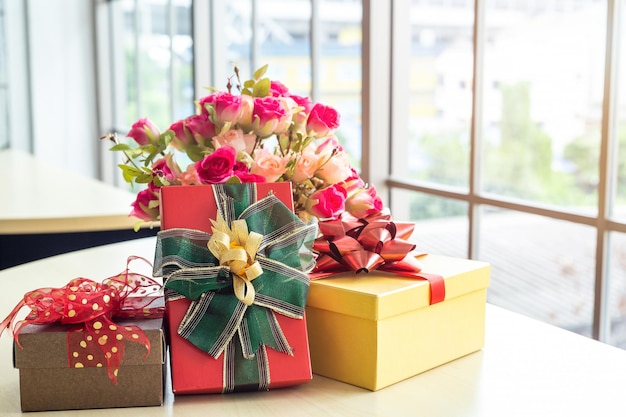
385,0,625,344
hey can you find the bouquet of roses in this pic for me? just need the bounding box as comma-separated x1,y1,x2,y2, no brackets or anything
104,65,382,229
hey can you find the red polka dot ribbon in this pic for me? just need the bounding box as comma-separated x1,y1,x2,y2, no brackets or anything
0,256,164,384
310,209,446,305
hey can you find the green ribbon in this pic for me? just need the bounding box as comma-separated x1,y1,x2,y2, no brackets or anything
153,184,317,390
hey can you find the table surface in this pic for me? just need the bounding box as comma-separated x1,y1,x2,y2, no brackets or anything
1,238,626,416
0,150,139,234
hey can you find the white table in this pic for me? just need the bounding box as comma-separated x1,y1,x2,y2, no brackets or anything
0,150,138,234
1,238,625,416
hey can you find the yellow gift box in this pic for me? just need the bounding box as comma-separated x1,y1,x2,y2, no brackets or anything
306,254,490,391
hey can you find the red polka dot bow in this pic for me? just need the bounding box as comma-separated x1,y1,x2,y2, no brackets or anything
0,256,164,384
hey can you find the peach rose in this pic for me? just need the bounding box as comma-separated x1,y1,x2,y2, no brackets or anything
177,164,201,186
316,149,353,185
291,147,322,183
212,128,257,156
250,148,289,182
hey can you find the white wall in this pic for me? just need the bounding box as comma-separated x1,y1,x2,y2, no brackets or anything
5,0,31,153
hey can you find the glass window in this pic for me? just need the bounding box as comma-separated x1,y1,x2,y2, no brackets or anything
613,0,626,222
609,232,626,348
119,0,194,130
396,1,474,189
481,1,606,213
319,0,362,169
391,188,469,259
210,0,362,168
257,0,312,95
481,208,596,337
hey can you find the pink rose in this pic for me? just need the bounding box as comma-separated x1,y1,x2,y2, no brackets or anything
317,135,344,154
289,94,314,130
127,118,160,146
185,114,216,147
199,92,243,124
250,148,289,182
345,186,383,218
306,185,347,220
151,153,180,186
212,128,257,155
306,103,340,137
270,80,289,97
233,161,265,183
168,119,193,151
234,171,266,183
130,186,160,221
251,96,290,138
291,147,322,183
194,146,236,183
340,169,366,195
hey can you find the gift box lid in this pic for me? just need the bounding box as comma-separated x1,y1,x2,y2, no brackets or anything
307,254,490,321
13,317,165,369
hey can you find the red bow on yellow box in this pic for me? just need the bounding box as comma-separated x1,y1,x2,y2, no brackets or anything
0,256,164,384
311,210,446,304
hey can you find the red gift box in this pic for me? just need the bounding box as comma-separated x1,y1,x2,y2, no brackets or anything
158,183,313,394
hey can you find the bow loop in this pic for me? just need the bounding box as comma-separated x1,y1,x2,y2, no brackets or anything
208,214,264,306
312,209,446,305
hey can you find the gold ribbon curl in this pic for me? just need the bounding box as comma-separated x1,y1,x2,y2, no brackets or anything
208,215,263,306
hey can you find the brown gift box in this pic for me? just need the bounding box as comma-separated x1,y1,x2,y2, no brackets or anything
13,317,165,412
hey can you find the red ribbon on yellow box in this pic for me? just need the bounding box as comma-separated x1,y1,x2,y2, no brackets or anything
310,210,446,305
0,256,164,384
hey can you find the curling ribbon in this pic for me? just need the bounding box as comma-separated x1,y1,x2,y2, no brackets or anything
311,209,446,304
153,183,317,391
0,256,164,384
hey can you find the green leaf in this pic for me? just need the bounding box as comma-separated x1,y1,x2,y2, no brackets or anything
118,164,143,183
161,130,174,146
225,175,242,184
301,136,314,150
243,80,255,89
253,78,270,97
127,148,144,159
253,64,268,80
152,176,164,187
148,199,160,209
109,143,133,152
186,145,205,162
205,104,217,124
144,150,161,166
133,220,144,232
135,173,153,184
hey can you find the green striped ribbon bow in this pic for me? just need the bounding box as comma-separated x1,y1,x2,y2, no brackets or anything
153,184,317,391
